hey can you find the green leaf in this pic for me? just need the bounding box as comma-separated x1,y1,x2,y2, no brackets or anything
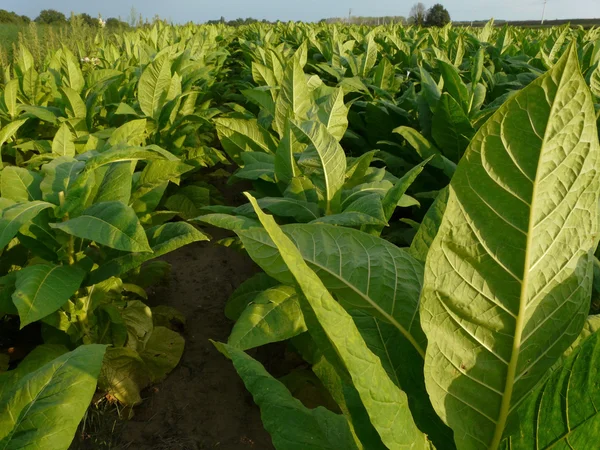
215,118,278,165
0,345,106,450
40,156,84,205
214,342,360,450
138,56,172,121
565,314,600,355
315,87,348,141
98,347,147,405
284,177,319,204
61,86,86,119
245,195,429,449
501,331,600,449
394,126,456,177
130,160,194,211
237,223,426,359
235,152,275,181
93,162,134,204
364,159,430,235
358,35,378,77
381,160,429,220
50,201,152,252
164,185,211,220
195,213,260,231
313,194,387,227
224,272,281,321
344,150,379,189
121,300,153,350
0,201,54,250
421,44,600,450
228,285,306,350
351,311,454,448
140,326,185,383
88,222,208,285
590,65,600,97
419,67,442,108
291,120,346,214
373,58,395,91
471,48,485,87
409,187,449,263
235,197,320,223
274,57,311,137
51,123,76,157
1,167,42,202
437,59,470,113
108,119,147,146
431,93,475,163
12,264,85,328
114,103,139,116
274,121,302,185
2,79,17,118
83,145,176,170
0,120,27,164
0,345,68,399
57,47,85,93
0,274,17,317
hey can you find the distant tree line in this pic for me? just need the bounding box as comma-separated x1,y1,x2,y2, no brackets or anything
320,4,449,27
319,16,407,25
206,17,273,26
0,9,129,28
0,10,31,25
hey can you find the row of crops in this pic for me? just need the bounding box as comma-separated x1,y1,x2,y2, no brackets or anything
1,19,600,450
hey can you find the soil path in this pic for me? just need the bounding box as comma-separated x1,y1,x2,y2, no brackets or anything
117,237,275,450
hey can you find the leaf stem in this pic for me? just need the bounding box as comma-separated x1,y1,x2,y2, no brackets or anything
58,191,75,265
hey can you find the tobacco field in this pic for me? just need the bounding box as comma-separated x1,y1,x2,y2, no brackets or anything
1,19,600,450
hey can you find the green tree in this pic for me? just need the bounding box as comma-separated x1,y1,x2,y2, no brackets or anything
408,2,426,26
0,9,29,24
106,17,129,28
72,13,99,28
35,9,67,24
425,4,451,27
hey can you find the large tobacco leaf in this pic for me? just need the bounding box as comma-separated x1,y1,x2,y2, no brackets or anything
215,342,360,450
501,330,600,449
13,263,85,328
0,201,54,250
88,222,207,284
245,195,429,449
409,187,449,263
290,120,346,214
138,56,172,121
51,201,152,253
274,56,311,137
237,223,426,358
0,345,106,450
421,45,600,450
228,285,306,350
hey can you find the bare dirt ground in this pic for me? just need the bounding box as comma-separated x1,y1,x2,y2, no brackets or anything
70,234,279,450
117,237,274,450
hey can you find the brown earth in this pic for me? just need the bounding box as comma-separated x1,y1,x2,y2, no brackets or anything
75,234,279,450
120,237,274,450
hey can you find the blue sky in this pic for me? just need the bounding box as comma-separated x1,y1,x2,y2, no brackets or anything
4,0,599,23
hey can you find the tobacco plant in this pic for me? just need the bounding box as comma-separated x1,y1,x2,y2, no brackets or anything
215,44,600,450
201,47,427,238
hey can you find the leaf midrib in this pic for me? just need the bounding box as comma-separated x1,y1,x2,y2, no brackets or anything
19,265,61,325
489,50,572,450
0,353,75,449
244,233,426,358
